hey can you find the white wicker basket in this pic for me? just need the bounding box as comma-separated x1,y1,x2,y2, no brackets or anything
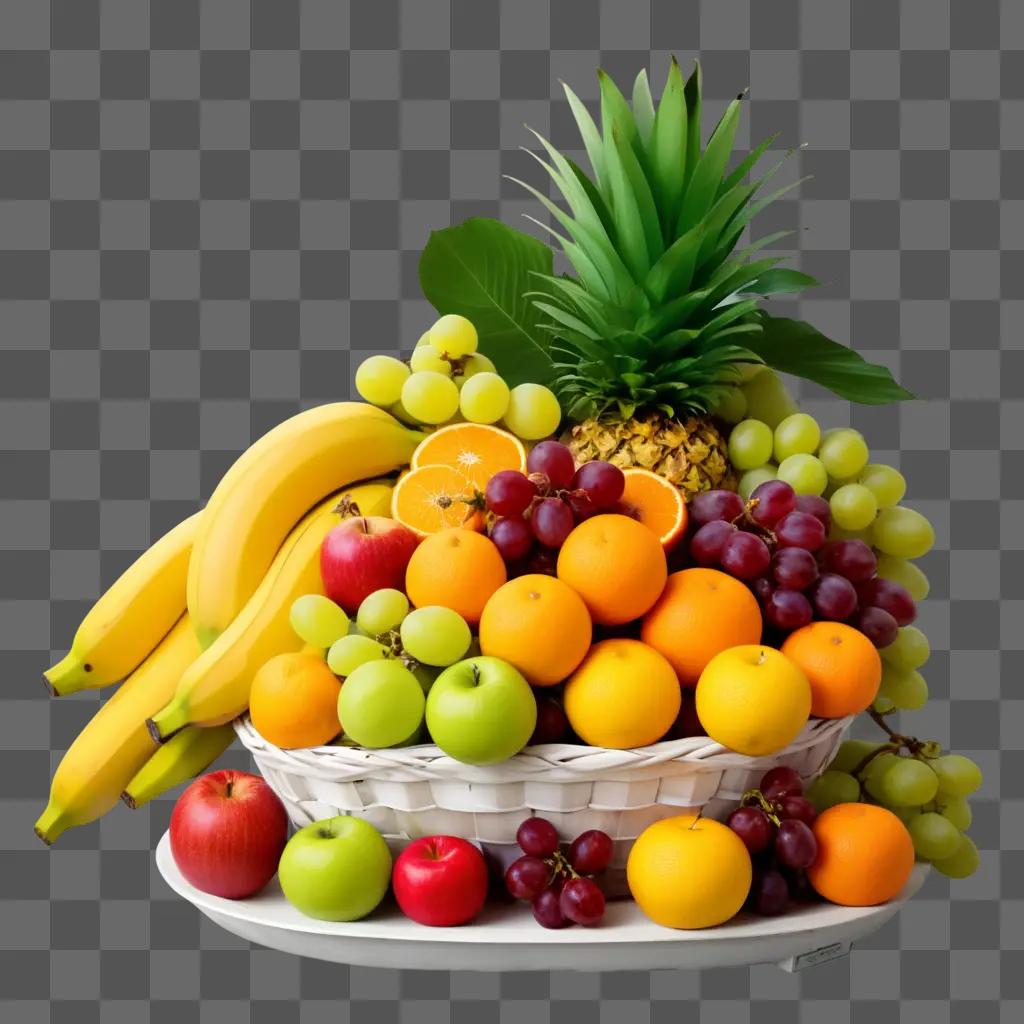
236,715,850,895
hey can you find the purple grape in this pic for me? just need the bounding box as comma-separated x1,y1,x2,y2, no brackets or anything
505,856,550,901
795,493,831,531
809,573,858,621
774,819,818,870
572,461,625,509
526,546,558,576
517,817,560,857
854,606,899,649
727,806,774,855
820,539,877,583
486,470,537,517
566,490,599,522
527,441,576,490
751,576,775,604
774,511,826,552
490,516,533,561
777,794,818,827
751,869,790,916
760,766,803,801
855,577,917,627
690,520,738,566
750,480,797,526
568,830,614,875
531,497,574,548
764,589,813,631
530,695,569,744
532,888,570,928
690,489,745,526
771,547,819,590
559,877,605,926
720,531,771,580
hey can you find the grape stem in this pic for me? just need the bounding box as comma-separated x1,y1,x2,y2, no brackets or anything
852,708,944,783
376,628,421,672
733,498,777,546
739,789,782,827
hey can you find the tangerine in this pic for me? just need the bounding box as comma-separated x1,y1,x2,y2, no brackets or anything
391,464,484,537
410,422,526,490
249,651,341,749
618,469,688,550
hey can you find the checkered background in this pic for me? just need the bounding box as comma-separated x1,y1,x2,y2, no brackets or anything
0,0,1018,1019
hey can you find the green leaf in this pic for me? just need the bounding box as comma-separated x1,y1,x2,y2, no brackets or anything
650,56,688,242
603,124,652,281
562,82,607,194
741,268,818,297
677,91,744,235
631,68,656,148
719,132,779,197
744,315,915,405
683,62,702,190
418,218,554,386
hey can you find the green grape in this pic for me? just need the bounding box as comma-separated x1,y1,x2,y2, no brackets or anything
828,524,874,543
877,663,929,711
881,626,930,670
831,738,883,774
728,419,774,470
875,554,930,601
878,757,939,807
872,693,896,714
862,750,902,801
931,754,983,798
931,834,980,879
807,770,860,811
412,663,441,696
400,606,472,667
459,371,511,424
738,465,777,499
355,355,410,407
429,314,478,357
356,588,409,637
453,352,496,386
908,812,962,861
890,804,922,827
401,370,461,424
410,346,453,375
740,368,799,427
289,594,349,648
830,483,879,531
818,428,870,480
502,383,562,440
414,330,432,348
776,453,828,495
859,463,906,508
327,634,388,676
938,795,972,832
715,386,747,425
871,506,935,559
773,412,821,462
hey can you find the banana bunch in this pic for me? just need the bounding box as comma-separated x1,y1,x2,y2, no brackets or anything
37,403,415,843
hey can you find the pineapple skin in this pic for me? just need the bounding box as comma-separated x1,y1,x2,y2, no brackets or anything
565,413,735,498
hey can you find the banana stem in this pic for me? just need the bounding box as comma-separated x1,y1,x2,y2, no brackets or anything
34,802,71,846
42,651,92,697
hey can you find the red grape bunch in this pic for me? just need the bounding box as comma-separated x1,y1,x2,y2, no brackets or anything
687,480,917,645
727,766,820,916
504,816,613,928
485,441,626,568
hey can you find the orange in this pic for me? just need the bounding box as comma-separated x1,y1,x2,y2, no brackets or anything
618,469,688,550
556,514,668,625
391,464,484,537
641,569,762,687
563,639,681,748
695,645,810,756
405,528,507,626
478,574,592,687
411,422,526,489
781,621,882,718
249,651,341,749
808,803,914,906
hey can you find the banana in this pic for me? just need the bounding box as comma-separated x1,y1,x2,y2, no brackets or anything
44,512,200,696
150,480,394,738
187,403,420,648
121,723,235,809
34,615,202,845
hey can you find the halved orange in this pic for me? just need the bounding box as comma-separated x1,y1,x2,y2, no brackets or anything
411,423,526,490
391,464,484,537
618,468,688,550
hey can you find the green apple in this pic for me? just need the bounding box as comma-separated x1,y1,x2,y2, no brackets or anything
278,816,392,921
338,659,425,748
425,656,537,765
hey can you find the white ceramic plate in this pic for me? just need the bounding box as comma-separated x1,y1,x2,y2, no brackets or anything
156,831,927,973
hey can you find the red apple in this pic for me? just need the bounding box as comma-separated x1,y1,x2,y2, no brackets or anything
320,516,420,613
392,835,489,926
169,770,289,899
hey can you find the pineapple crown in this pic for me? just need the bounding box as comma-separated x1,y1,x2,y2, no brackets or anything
512,59,811,422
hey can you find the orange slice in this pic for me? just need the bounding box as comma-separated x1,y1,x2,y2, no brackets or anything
618,468,688,550
391,464,484,538
411,423,526,490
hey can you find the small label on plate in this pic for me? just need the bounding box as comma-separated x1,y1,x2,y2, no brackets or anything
786,942,851,971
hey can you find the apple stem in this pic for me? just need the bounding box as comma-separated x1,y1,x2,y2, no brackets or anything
471,663,481,687
225,780,233,799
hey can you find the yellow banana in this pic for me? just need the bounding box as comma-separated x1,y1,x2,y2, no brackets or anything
150,480,394,738
34,615,202,845
121,723,235,809
187,403,420,648
44,512,200,696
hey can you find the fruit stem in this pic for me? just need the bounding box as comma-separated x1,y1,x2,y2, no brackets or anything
739,789,781,827
865,707,938,760
333,494,362,518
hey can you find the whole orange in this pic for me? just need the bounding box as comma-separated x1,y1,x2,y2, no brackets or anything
641,569,762,687
563,639,681,748
249,651,341,749
405,528,507,626
808,803,914,906
781,621,882,718
556,514,667,625
478,574,592,686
